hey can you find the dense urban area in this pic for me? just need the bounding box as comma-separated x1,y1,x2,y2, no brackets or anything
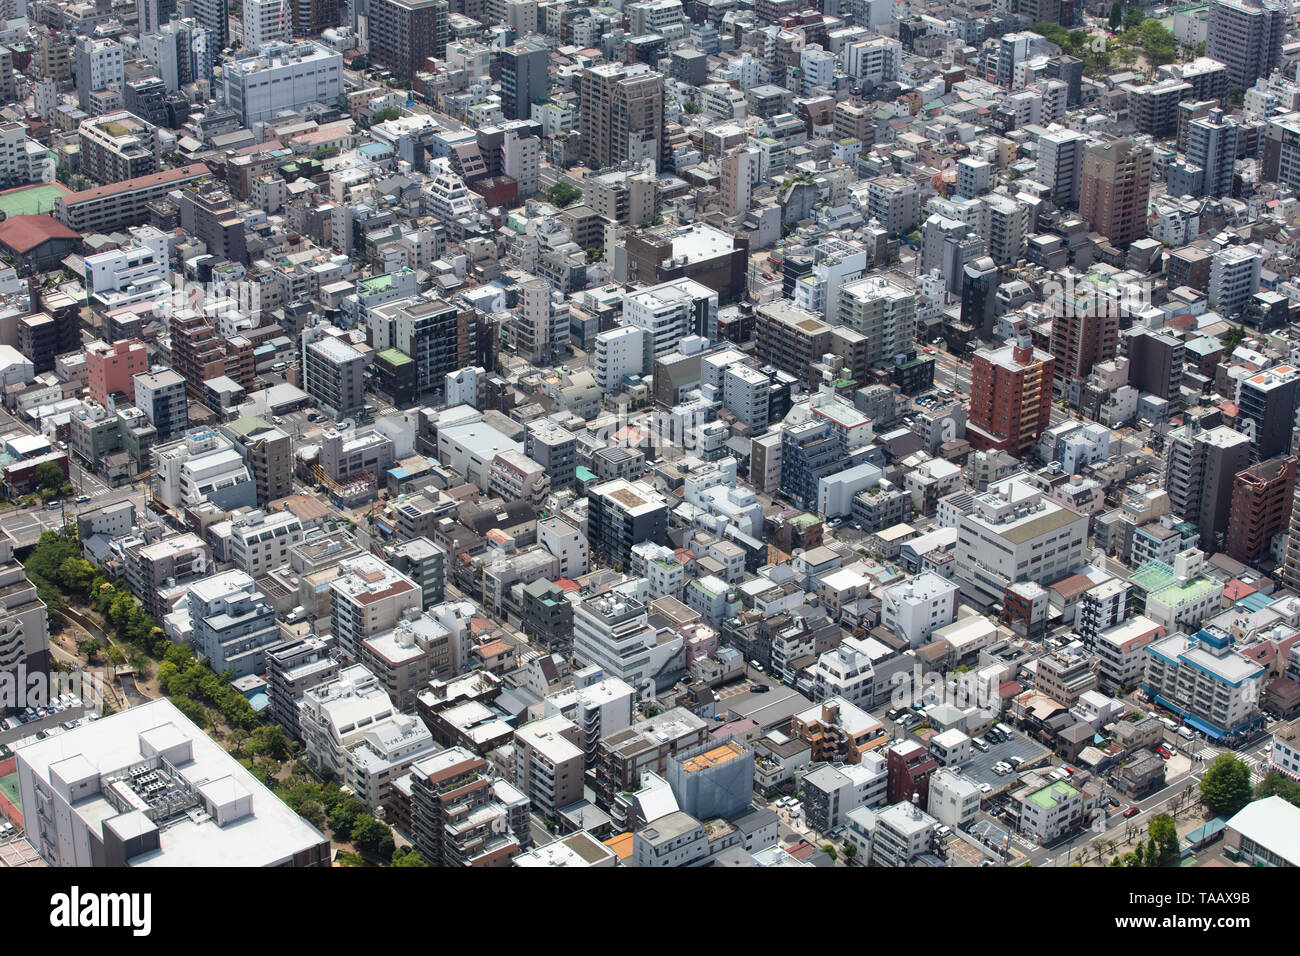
0,0,1295,873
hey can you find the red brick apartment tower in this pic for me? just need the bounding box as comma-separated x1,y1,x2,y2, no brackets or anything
966,341,1055,457
1226,456,1298,563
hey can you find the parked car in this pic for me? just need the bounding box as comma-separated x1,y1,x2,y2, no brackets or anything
979,783,993,794
1123,806,1140,818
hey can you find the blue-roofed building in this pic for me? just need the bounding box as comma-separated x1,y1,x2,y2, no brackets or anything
1141,625,1266,740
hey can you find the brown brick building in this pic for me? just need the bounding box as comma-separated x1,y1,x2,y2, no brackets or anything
966,341,1055,457
1227,455,1298,563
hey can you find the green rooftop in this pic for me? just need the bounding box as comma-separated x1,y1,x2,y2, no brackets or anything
377,347,413,366
1028,780,1080,811
223,415,274,437
360,273,394,293
575,466,596,483
1130,560,1174,592
0,182,71,217
1150,576,1220,608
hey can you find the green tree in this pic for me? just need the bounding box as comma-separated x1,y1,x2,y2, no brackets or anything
352,814,391,855
1123,5,1145,29
821,843,838,861
1200,753,1253,817
1254,770,1300,808
1146,814,1179,866
336,852,365,867
371,106,401,124
1220,324,1247,353
328,795,367,840
33,462,66,493
545,182,582,208
56,556,96,596
1109,1,1123,28
683,99,701,115
392,847,429,867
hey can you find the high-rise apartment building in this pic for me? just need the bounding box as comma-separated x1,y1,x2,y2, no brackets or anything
501,41,549,121
835,275,917,367
192,0,230,53
1078,139,1152,247
368,0,449,81
73,36,124,113
1049,297,1120,391
1034,127,1088,207
578,62,666,172
0,529,49,707
243,0,291,49
587,479,670,569
1236,364,1300,461
133,367,189,443
1209,245,1263,319
409,747,529,866
1226,456,1297,563
1207,0,1286,92
1163,421,1253,553
966,341,1055,456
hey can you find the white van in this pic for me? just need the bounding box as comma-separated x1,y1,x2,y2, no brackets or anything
1178,726,1195,740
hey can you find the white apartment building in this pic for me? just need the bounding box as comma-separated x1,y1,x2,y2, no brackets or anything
329,553,420,661
594,325,647,393
153,428,258,512
801,753,888,831
1141,625,1265,738
163,570,281,678
623,279,718,361
229,508,304,577
880,571,959,647
300,664,398,778
572,590,682,696
1017,780,1086,843
1267,722,1300,780
847,800,937,866
0,122,55,186
844,36,901,84
809,637,875,709
222,41,344,126
345,714,439,812
537,515,588,578
543,672,636,760
948,473,1089,606
488,449,551,505
630,541,687,600
243,0,291,49
84,225,170,307
927,768,982,829
1093,615,1162,691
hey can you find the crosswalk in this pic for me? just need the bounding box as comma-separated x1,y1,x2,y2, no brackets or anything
1194,747,1270,783
1241,753,1268,785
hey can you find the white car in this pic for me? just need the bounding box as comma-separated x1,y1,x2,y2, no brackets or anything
979,783,993,794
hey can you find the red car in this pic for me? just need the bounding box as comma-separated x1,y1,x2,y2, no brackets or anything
1155,746,1171,759
1123,806,1140,819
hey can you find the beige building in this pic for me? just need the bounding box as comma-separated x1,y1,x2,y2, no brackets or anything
511,714,585,818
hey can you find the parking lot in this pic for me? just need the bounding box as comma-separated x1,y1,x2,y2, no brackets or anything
960,733,1054,791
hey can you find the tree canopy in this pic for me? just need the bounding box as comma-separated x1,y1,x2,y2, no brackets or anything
1200,754,1253,817
545,182,582,208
